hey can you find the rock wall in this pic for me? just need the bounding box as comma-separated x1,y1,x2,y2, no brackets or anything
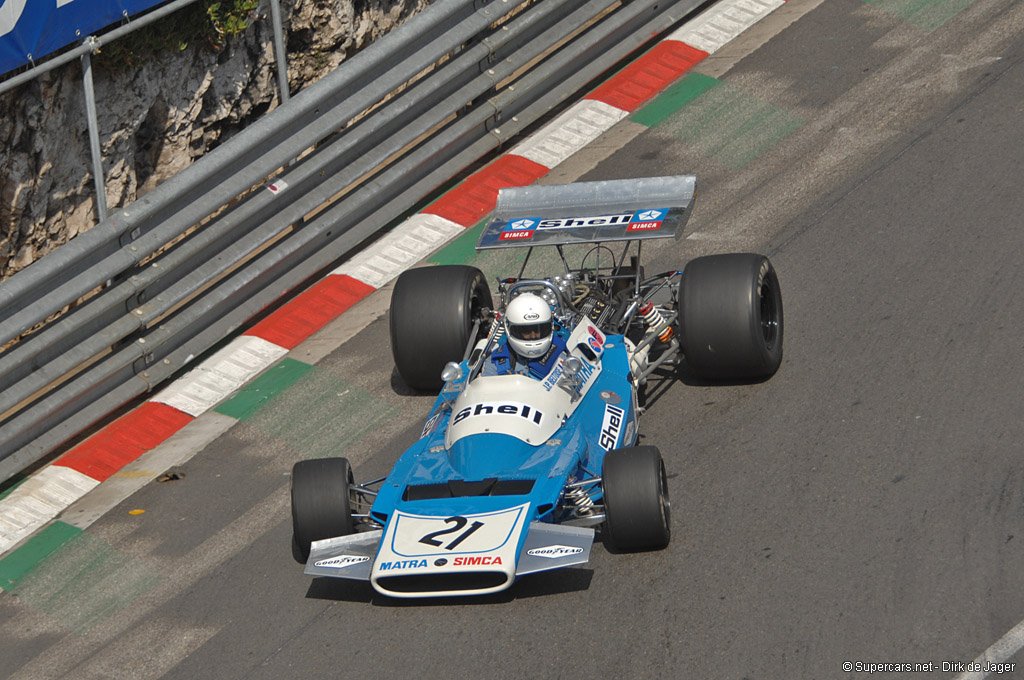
0,0,430,280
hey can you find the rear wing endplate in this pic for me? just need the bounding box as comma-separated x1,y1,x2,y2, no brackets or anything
477,175,697,250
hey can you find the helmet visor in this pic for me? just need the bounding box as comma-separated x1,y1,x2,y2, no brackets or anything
508,321,552,341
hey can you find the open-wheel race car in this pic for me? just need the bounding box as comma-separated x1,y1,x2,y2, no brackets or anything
291,175,783,598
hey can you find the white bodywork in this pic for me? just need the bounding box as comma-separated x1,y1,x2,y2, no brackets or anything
447,320,604,448
370,504,531,598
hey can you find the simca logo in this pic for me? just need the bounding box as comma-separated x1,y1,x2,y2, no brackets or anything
453,556,503,566
627,222,662,232
628,208,667,232
501,218,539,240
500,230,533,241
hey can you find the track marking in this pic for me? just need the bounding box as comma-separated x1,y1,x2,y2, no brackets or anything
239,370,400,461
4,529,161,634
153,335,289,417
7,486,289,680
0,468,97,554
864,0,979,32
954,620,1024,680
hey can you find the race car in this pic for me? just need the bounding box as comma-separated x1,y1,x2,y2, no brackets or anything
290,175,783,598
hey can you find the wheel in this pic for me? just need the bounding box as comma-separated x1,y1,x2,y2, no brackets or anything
291,457,355,563
680,253,783,380
390,265,492,391
601,446,671,551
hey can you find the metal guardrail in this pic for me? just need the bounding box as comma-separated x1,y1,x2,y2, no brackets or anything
1,0,294,224
0,0,706,482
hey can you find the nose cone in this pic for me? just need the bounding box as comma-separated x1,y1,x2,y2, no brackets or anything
447,433,541,479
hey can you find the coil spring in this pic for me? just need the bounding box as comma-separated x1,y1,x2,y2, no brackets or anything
490,313,506,342
639,301,674,342
564,485,596,516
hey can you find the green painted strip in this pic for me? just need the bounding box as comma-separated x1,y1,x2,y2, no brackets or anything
214,358,315,422
864,0,977,31
243,371,400,460
428,218,489,266
719,107,804,169
631,72,720,128
4,525,160,633
0,473,27,502
0,521,81,591
654,81,804,170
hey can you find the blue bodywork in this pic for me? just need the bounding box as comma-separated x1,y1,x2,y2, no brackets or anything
371,331,637,523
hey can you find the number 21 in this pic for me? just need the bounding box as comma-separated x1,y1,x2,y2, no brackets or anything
419,516,484,550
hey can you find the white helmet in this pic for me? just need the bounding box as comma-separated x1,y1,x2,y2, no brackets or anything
505,293,553,359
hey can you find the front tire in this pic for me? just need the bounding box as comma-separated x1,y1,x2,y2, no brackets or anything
390,265,492,391
602,446,671,551
680,253,783,380
291,457,355,563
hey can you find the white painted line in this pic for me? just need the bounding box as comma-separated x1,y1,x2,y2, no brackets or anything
151,336,288,417
0,466,99,553
511,99,630,169
73,621,221,680
954,620,1024,680
332,213,464,288
667,0,785,55
62,413,238,531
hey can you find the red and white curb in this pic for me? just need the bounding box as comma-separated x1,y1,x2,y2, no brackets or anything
0,0,786,557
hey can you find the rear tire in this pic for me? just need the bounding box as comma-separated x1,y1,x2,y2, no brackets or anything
390,265,492,391
602,446,671,551
291,458,355,563
680,253,783,380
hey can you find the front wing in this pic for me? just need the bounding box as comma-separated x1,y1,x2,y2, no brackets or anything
305,505,594,598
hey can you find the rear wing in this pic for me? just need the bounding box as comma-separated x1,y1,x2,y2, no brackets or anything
477,175,697,250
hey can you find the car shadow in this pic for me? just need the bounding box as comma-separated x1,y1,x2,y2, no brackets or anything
643,361,776,403
388,366,440,398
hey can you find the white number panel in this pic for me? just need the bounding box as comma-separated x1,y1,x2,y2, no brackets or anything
387,503,529,558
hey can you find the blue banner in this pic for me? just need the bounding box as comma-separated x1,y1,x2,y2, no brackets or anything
1,0,168,75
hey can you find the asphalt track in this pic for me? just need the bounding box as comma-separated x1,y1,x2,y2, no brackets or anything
4,0,1024,678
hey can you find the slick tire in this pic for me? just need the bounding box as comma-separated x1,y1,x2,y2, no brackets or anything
390,265,492,391
602,446,671,551
680,253,784,381
291,457,355,564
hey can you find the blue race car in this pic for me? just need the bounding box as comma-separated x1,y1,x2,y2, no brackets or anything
290,175,784,598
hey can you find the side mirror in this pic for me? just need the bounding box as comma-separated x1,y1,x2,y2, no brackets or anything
562,356,583,377
441,362,464,383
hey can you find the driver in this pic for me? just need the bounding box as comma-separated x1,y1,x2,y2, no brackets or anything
484,292,567,378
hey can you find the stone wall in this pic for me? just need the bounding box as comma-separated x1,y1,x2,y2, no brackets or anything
0,0,430,280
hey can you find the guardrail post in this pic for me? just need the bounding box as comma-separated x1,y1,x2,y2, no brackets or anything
268,0,290,104
81,42,109,223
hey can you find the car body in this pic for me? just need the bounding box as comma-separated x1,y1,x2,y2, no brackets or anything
292,175,783,598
